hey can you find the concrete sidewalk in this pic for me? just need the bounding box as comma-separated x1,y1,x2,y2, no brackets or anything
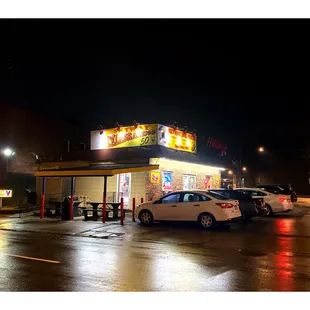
1,201,309,240
0,215,137,239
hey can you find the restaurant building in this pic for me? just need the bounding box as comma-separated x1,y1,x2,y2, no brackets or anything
35,123,227,209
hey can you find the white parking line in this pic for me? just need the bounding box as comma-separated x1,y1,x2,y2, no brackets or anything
4,253,60,264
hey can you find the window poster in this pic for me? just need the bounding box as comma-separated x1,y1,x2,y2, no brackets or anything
162,171,173,191
183,175,196,190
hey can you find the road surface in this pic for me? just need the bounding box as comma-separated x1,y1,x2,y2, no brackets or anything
1,206,310,291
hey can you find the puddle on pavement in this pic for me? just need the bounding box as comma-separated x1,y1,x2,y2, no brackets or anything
77,232,125,240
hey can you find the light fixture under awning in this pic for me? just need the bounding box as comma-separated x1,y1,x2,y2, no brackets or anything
34,163,160,177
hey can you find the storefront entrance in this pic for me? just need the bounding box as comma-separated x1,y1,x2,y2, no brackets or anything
117,173,131,208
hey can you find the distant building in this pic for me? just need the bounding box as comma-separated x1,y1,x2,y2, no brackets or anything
0,102,87,206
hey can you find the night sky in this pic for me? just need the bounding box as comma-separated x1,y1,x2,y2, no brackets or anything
1,19,310,160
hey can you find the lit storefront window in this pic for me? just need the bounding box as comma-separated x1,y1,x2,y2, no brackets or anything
183,175,196,190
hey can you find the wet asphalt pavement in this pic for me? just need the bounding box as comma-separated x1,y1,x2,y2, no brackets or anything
1,206,310,291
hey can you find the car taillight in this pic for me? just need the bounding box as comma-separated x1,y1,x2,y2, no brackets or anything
279,197,290,203
216,203,234,209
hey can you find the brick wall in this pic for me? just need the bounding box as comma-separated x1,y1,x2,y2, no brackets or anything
145,158,222,201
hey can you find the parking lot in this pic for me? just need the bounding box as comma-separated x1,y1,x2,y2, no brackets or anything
1,204,310,291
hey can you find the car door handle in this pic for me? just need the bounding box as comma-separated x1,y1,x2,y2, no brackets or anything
194,204,200,206
171,205,177,207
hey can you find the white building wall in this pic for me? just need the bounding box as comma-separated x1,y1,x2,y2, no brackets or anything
74,175,117,202
129,171,147,210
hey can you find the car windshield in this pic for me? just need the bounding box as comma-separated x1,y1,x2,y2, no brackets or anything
207,191,230,200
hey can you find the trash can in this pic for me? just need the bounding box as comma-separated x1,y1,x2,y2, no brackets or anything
61,196,71,220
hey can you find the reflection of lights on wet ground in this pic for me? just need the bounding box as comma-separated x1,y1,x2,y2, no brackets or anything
0,238,8,250
206,270,236,291
274,220,295,291
75,244,119,280
275,219,295,235
151,249,233,291
152,252,202,291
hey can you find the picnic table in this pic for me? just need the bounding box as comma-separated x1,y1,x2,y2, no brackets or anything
47,199,124,221
82,202,123,221
47,200,84,217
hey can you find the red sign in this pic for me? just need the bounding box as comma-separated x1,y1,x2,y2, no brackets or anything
206,136,227,156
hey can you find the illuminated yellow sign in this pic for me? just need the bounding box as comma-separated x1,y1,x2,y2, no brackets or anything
0,189,12,198
91,124,157,150
91,123,197,153
158,124,197,153
150,171,160,184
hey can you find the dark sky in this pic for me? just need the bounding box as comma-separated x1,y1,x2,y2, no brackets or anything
1,19,310,159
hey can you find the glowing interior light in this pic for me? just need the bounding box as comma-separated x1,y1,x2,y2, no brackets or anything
156,157,226,171
186,138,191,147
176,136,181,146
166,132,171,144
119,131,125,140
135,127,143,137
100,131,108,149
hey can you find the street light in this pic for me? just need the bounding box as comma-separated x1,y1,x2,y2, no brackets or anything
228,170,233,175
258,146,264,153
2,148,15,173
3,148,15,157
242,166,247,172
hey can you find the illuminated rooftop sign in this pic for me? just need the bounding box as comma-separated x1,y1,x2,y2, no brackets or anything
90,123,197,153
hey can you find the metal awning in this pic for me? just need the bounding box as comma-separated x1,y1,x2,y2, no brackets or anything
34,163,160,177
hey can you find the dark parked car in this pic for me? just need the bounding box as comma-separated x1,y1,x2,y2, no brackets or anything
255,184,297,202
208,189,266,220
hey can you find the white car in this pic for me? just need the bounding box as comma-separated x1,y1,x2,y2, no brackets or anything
135,190,242,229
235,188,294,216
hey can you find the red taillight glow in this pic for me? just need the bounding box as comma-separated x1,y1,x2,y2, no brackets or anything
279,197,290,203
216,203,234,209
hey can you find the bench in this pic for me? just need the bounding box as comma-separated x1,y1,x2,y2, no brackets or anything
82,208,112,221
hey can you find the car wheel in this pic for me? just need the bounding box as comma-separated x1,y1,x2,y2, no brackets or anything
198,213,215,229
264,204,273,216
139,210,154,226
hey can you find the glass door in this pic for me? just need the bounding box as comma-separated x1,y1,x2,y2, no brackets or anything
118,173,131,208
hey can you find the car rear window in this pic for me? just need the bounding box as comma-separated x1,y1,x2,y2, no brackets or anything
258,186,291,195
207,191,230,200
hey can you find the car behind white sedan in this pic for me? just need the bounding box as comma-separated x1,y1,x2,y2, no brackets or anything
235,188,294,216
135,190,242,229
